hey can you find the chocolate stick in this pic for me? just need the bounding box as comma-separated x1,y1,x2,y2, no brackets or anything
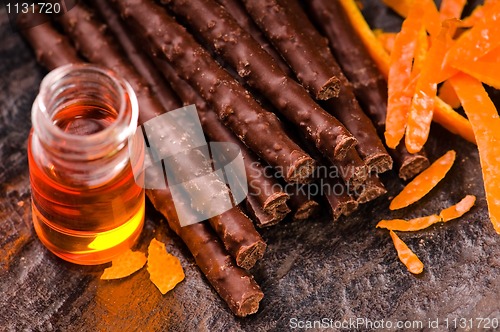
250,0,392,175
149,56,291,227
305,0,430,180
354,174,387,204
146,164,264,317
18,17,81,70
88,0,180,114
57,4,266,269
91,0,290,226
159,0,358,166
241,0,343,100
20,17,263,317
214,0,293,77
286,188,321,222
112,0,315,184
323,176,359,220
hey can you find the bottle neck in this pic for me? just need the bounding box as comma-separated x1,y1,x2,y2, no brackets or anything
31,64,140,187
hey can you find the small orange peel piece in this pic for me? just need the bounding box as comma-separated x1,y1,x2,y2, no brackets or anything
389,230,424,274
378,215,441,232
147,238,185,294
439,195,476,222
439,0,467,20
438,80,461,109
450,73,500,234
390,150,456,210
100,250,147,280
378,194,476,231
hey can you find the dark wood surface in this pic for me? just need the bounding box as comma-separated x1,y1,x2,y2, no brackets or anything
1,2,499,331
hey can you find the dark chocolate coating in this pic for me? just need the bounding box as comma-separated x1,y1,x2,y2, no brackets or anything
151,57,290,223
287,190,321,221
214,0,293,77
305,0,429,179
58,4,266,269
159,0,357,163
19,16,81,70
89,0,180,113
241,0,341,100
355,174,387,204
112,0,315,183
322,176,358,221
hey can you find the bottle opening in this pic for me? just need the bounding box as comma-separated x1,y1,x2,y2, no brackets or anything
53,103,119,136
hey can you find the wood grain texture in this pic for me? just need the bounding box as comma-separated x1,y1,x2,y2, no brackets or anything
1,2,499,330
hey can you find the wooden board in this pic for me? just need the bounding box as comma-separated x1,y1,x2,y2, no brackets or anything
1,1,499,331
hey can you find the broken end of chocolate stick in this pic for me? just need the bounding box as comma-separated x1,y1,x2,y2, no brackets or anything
317,75,341,100
355,174,387,204
233,278,264,316
333,134,358,160
286,153,316,183
398,153,430,181
262,191,290,214
365,152,394,174
292,200,321,221
246,195,290,228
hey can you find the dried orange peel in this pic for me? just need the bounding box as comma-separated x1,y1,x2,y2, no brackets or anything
378,194,476,231
390,150,456,210
389,230,424,274
437,80,461,109
450,73,500,234
100,249,147,280
147,238,185,294
439,0,467,20
440,195,476,222
338,0,475,146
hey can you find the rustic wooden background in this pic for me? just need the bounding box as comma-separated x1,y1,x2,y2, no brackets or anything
1,1,499,331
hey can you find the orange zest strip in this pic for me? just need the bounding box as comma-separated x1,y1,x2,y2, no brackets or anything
461,0,500,27
406,20,457,153
438,80,461,109
382,0,414,17
100,250,147,280
450,73,500,234
450,60,500,90
439,0,467,20
479,46,500,63
440,195,476,222
447,3,500,63
384,4,424,149
378,215,441,231
390,150,456,210
147,238,185,294
376,32,397,54
378,194,476,231
432,97,475,143
412,26,429,74
389,231,424,274
338,0,391,79
421,0,442,37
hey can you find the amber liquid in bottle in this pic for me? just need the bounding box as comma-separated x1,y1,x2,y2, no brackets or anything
29,64,144,265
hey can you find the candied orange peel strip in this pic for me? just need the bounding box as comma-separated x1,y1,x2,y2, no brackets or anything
450,73,500,234
437,80,461,109
440,195,476,222
389,231,424,274
147,238,185,294
378,215,441,232
338,0,475,146
375,31,397,54
439,0,467,20
100,249,147,280
378,194,476,231
385,3,424,149
382,0,414,18
390,150,456,210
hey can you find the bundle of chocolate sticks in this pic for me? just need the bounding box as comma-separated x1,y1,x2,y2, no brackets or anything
19,0,431,317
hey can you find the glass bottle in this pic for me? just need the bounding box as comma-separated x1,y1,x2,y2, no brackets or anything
28,64,145,265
